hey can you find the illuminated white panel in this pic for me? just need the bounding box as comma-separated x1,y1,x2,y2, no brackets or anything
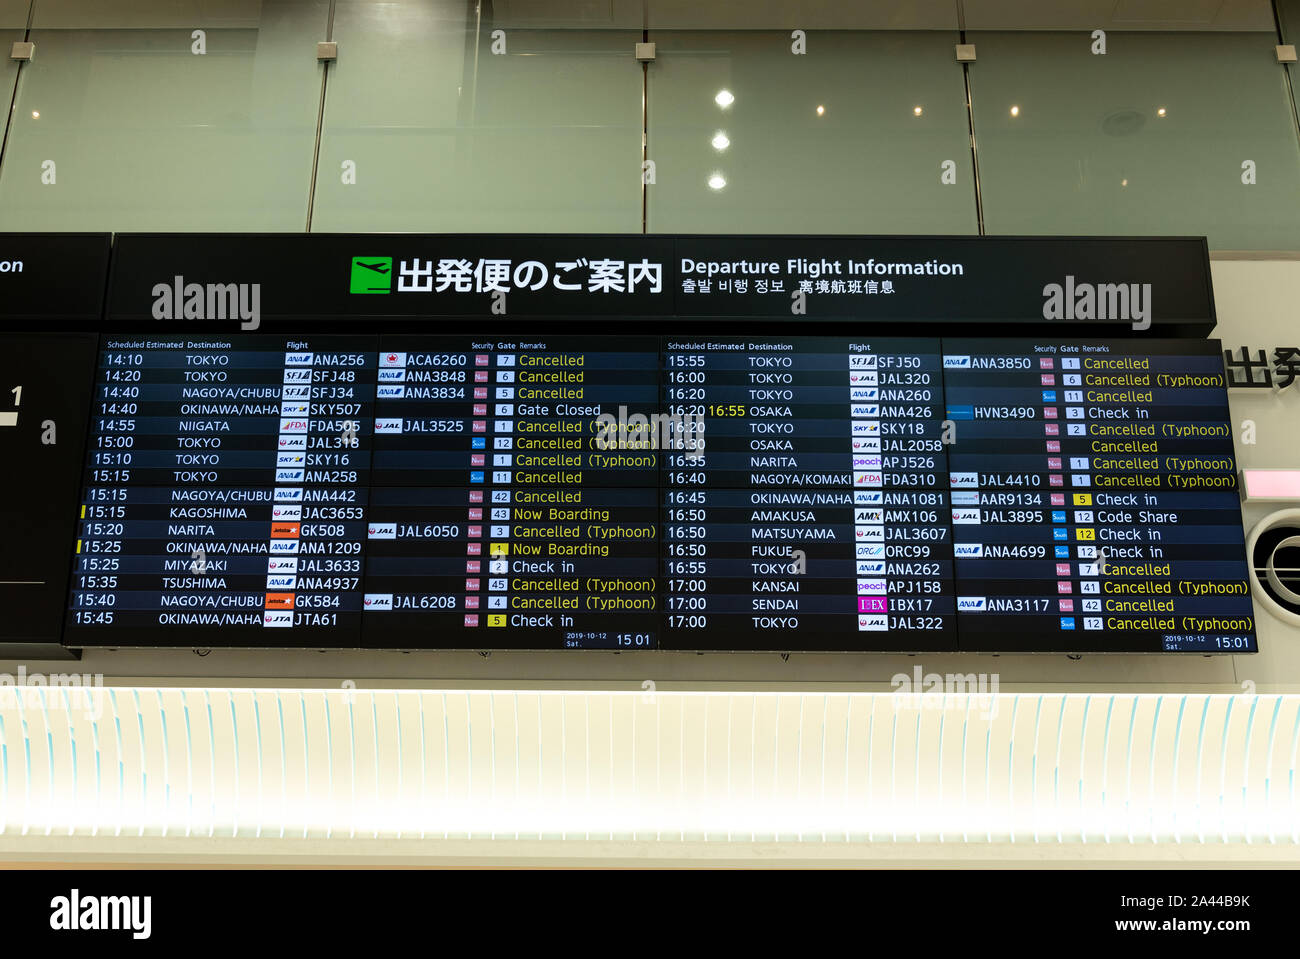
0,688,1296,847
1242,469,1300,502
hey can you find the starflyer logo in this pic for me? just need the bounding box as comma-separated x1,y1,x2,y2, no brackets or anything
350,256,393,294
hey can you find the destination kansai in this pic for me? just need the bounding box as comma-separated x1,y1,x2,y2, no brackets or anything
680,258,966,278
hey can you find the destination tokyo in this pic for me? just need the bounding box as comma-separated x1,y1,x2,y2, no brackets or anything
680,257,965,279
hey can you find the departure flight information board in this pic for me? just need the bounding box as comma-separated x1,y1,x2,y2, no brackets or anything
63,334,1255,653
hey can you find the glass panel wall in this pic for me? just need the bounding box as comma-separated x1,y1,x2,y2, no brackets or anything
312,0,642,232
645,30,978,234
0,0,328,231
0,2,1298,249
967,29,1300,249
0,1,31,162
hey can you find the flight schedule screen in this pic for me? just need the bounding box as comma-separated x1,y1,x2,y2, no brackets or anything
64,334,1256,653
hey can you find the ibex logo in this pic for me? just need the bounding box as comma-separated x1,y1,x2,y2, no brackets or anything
151,276,261,330
1042,275,1151,330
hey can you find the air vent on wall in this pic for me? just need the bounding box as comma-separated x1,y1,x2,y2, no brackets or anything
1247,508,1300,626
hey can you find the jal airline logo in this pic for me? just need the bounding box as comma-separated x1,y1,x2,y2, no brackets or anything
849,371,878,385
957,596,987,611
377,368,407,382
273,487,303,502
271,504,302,520
850,387,878,401
952,508,981,524
363,593,394,610
263,610,293,627
151,276,261,330
377,385,406,398
374,418,403,434
954,543,984,557
368,523,397,539
267,557,298,573
278,435,306,450
856,544,886,558
852,437,881,453
950,472,979,488
379,352,407,368
854,525,884,542
943,355,971,368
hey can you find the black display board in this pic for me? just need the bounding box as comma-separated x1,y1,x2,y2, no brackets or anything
60,333,1254,654
0,335,98,657
0,232,1251,654
0,233,111,324
103,233,1216,335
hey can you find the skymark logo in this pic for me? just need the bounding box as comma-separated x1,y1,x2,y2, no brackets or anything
151,276,261,330
1042,275,1151,329
50,889,151,939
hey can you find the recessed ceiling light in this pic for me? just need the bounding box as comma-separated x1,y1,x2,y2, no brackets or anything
1009,105,1020,117
1157,107,1167,117
715,89,734,108
816,105,825,116
30,111,39,119
913,106,923,117
711,131,730,151
1121,178,1128,187
708,173,727,190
